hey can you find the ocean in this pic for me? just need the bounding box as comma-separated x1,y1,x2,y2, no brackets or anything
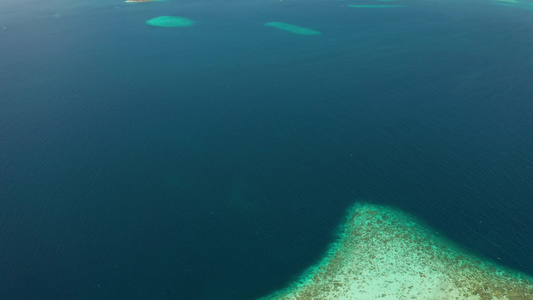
1,0,533,299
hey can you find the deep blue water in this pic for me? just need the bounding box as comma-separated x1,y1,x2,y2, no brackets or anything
1,0,533,299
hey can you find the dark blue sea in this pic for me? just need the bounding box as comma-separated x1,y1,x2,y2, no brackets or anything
1,0,533,299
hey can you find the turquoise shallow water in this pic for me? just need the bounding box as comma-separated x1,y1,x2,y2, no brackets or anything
1,0,533,299
261,202,533,299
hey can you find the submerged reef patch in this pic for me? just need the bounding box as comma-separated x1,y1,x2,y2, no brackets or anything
264,22,321,36
348,4,406,8
145,16,195,27
126,0,167,2
260,202,533,300
494,0,533,10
